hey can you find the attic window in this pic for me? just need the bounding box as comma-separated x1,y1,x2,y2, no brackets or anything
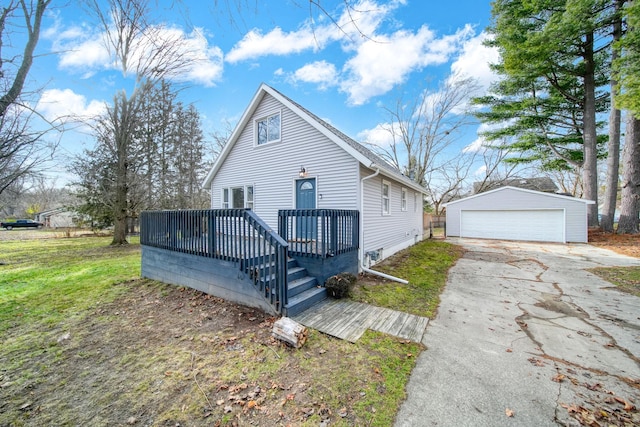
256,112,281,145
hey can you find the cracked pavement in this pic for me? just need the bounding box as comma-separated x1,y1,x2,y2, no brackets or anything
395,238,640,427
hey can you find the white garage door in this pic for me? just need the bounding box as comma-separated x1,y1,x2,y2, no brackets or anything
460,209,565,243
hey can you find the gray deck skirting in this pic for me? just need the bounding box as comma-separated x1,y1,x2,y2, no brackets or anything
292,299,429,343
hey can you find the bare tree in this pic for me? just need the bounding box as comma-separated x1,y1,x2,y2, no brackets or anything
372,76,480,188
0,0,54,195
465,142,525,195
84,0,205,245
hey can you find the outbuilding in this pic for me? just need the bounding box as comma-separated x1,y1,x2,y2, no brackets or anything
443,186,595,243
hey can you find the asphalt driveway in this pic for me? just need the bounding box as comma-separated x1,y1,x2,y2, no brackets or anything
395,238,640,427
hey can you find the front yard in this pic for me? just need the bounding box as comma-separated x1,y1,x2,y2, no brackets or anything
0,235,458,426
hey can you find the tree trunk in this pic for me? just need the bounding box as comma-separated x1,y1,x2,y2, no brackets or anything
582,31,600,227
617,114,640,234
601,3,623,233
111,92,131,245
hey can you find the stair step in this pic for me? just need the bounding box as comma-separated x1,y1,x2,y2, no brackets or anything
288,276,318,298
285,287,327,317
256,266,306,285
286,266,307,282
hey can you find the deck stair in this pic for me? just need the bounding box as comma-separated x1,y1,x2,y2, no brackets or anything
253,257,326,316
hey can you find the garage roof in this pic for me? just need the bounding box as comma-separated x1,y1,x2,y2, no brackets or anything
443,186,595,207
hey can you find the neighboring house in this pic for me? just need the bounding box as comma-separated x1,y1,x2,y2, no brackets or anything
141,83,426,316
203,83,426,264
444,186,595,243
473,177,559,194
35,208,76,228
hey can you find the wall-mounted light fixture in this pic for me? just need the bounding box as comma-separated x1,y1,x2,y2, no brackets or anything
299,166,307,178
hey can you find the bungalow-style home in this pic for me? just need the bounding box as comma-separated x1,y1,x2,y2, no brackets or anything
35,207,76,228
444,186,594,243
141,83,426,316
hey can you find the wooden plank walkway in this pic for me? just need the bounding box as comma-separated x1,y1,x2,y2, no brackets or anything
291,299,429,343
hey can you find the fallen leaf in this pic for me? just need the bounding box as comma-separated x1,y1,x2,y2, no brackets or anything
506,348,513,353
614,396,636,411
247,400,257,409
552,374,565,382
528,357,545,367
505,408,514,417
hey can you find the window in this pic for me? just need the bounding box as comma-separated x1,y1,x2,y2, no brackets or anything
256,112,281,145
222,188,229,208
246,186,254,209
401,188,407,211
382,181,390,215
222,185,254,209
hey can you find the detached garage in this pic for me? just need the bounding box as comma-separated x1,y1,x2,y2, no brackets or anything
444,186,595,243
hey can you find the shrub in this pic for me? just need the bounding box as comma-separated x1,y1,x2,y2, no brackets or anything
325,272,357,298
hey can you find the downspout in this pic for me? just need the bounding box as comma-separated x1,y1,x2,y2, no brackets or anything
360,164,409,285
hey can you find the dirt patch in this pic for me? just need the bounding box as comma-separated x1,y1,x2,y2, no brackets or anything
1,280,418,426
589,229,640,258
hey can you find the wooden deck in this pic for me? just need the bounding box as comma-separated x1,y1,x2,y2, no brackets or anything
291,299,429,343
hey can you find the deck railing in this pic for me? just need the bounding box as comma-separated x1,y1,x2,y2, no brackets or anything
140,209,289,312
278,209,359,258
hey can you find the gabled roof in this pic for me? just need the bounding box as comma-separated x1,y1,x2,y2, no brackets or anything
202,83,426,194
473,177,558,194
443,186,595,207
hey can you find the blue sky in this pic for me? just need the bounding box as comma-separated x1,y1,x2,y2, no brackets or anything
24,0,498,185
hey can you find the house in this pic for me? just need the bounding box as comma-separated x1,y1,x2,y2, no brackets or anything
472,177,558,194
443,186,595,243
141,83,426,316
35,207,76,228
203,84,426,262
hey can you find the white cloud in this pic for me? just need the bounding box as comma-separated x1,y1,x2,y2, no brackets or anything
450,31,500,94
291,61,338,89
53,23,224,86
57,33,111,72
340,24,475,105
226,25,328,63
474,164,488,177
357,122,399,147
463,121,509,153
225,0,400,63
463,137,487,153
175,29,224,87
37,88,106,124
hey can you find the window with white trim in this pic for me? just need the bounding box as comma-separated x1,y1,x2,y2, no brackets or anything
222,185,254,209
401,187,407,211
382,180,390,215
256,112,281,145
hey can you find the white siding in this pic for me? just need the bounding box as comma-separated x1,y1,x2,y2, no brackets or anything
445,187,590,243
211,93,359,228
360,165,424,263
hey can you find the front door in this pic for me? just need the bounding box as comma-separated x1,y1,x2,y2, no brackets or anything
296,178,316,240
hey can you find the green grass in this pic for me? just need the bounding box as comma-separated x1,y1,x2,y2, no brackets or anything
0,235,459,426
589,266,640,297
351,239,465,318
0,236,141,335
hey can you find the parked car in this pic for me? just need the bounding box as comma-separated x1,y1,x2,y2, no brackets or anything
0,219,44,230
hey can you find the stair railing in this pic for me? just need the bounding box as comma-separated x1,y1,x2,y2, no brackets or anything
140,209,289,313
